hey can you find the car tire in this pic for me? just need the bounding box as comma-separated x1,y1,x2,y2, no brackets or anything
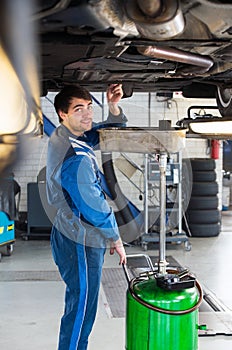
186,209,220,224
192,170,216,182
190,158,216,171
183,157,221,237
188,196,218,210
192,182,218,196
188,223,221,237
216,86,232,117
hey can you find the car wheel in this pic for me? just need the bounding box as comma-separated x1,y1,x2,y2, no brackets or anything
188,196,218,210
188,223,221,237
192,182,218,196
216,86,232,117
190,158,216,171
186,209,220,224
192,170,216,182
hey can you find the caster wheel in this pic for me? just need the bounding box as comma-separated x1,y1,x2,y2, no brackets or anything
142,243,148,251
1,244,13,256
185,241,192,251
5,244,13,256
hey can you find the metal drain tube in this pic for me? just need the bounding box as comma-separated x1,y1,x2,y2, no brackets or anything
138,45,214,74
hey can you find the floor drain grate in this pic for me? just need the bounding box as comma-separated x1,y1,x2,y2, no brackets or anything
0,270,61,281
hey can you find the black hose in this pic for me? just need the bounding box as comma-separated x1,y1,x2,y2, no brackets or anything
129,273,203,315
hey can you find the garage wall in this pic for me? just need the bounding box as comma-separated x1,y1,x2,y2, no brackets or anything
11,91,223,213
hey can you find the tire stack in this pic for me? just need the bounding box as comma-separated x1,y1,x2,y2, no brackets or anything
185,158,221,237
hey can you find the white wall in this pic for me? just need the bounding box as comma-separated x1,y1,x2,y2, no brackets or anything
11,91,223,212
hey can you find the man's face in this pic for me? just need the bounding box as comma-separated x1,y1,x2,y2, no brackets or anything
59,97,93,136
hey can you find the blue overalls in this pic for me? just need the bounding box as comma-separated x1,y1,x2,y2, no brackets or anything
46,111,127,350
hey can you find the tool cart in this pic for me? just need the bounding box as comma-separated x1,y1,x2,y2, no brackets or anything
0,173,19,261
0,211,15,261
141,151,191,251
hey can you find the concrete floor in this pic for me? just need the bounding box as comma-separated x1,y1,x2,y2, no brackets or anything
1,211,232,349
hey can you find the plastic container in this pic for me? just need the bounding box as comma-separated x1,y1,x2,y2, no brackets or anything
124,257,202,350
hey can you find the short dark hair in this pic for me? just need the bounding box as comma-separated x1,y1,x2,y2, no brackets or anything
54,85,92,123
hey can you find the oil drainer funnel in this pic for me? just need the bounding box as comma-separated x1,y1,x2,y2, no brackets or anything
123,255,203,350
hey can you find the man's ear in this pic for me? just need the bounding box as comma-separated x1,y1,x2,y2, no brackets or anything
59,110,67,121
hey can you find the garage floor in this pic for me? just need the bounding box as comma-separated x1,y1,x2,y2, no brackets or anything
0,210,232,349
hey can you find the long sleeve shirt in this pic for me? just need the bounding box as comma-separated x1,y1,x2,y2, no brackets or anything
46,108,127,247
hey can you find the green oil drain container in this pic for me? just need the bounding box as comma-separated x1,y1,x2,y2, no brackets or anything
124,261,203,350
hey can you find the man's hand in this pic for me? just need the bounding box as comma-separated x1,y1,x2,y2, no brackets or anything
107,84,123,115
110,238,127,265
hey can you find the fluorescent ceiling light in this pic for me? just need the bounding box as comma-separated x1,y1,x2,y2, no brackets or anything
0,45,43,136
189,120,232,136
0,46,28,135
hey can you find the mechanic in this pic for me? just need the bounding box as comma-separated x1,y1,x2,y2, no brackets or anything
46,83,127,350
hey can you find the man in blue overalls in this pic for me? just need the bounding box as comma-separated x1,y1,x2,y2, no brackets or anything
46,84,127,350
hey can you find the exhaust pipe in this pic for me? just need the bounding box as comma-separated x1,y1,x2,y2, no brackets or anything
138,45,214,74
125,0,185,40
136,0,162,17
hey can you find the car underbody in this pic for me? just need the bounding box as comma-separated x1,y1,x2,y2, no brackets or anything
1,0,232,174
35,0,232,116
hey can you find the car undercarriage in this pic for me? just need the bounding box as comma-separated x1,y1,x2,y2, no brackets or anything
36,0,232,116
1,0,232,174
